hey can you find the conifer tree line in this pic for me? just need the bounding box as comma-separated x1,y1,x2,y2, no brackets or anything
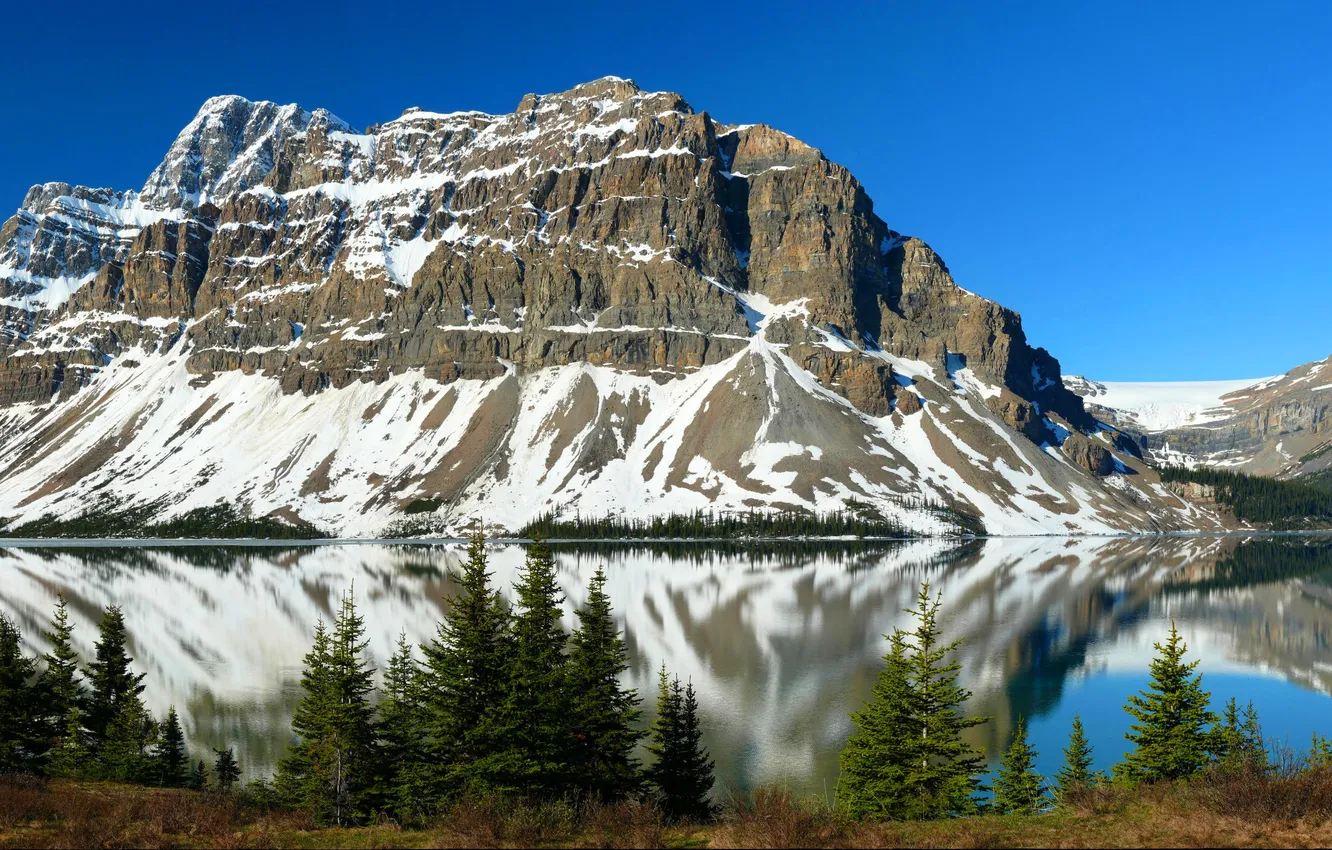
519,494,984,541
272,535,717,824
0,498,328,540
0,597,241,790
837,588,1276,820
1158,465,1332,528
0,534,716,827
0,562,1319,829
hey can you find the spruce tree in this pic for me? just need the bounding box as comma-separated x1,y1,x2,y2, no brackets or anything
646,672,716,822
46,706,90,779
37,595,84,758
567,567,644,801
95,698,159,783
213,747,240,791
374,633,434,824
275,590,379,825
474,538,571,797
1214,698,1266,771
650,663,671,742
1113,621,1218,784
837,632,916,819
1052,715,1103,801
327,588,378,818
1240,703,1265,769
156,706,189,788
838,584,989,820
191,759,211,790
276,620,331,810
423,531,511,795
0,615,41,773
673,680,717,820
992,718,1047,815
85,606,147,747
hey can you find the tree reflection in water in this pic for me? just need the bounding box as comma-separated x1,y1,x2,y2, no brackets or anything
1,535,1330,789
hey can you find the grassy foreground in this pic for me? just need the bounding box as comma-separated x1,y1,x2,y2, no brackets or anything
7,774,1332,849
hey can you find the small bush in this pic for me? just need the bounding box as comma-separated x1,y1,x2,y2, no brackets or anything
575,798,665,849
431,796,577,848
1191,763,1332,822
712,786,849,849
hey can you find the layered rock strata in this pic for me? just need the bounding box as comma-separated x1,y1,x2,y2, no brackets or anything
0,78,1216,535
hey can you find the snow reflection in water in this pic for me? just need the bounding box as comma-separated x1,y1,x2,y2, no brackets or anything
2,535,1331,788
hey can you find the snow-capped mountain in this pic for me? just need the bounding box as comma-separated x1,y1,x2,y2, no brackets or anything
0,78,1226,536
1066,355,1332,480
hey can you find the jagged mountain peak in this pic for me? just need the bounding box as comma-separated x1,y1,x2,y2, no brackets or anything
0,77,1215,536
140,95,350,211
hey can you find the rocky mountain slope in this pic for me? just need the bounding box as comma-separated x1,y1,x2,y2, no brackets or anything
1067,354,1332,481
0,77,1224,536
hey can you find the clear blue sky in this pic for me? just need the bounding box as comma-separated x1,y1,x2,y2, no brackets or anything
3,0,1328,381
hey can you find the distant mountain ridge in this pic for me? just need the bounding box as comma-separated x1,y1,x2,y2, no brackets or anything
0,77,1228,536
1065,354,1332,482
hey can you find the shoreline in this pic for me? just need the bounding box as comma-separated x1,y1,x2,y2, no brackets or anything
1,530,1330,547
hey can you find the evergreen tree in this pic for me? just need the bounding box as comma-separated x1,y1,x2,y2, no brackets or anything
45,706,90,779
156,706,189,788
650,663,671,744
645,674,715,821
276,620,331,810
1113,621,1218,784
1214,698,1266,771
213,747,240,791
275,590,379,825
566,567,644,801
645,671,681,815
1052,715,1103,801
1241,703,1263,766
0,614,41,773
37,595,84,759
673,680,716,820
374,633,434,824
327,590,378,817
423,531,511,796
474,538,571,797
191,759,210,791
838,584,989,820
1311,734,1332,769
992,718,1047,815
837,632,916,818
85,606,147,747
94,698,159,783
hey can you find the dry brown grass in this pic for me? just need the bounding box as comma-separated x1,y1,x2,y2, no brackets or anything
572,799,666,849
429,796,666,849
711,786,850,848
9,772,1332,848
430,796,576,848
0,776,270,849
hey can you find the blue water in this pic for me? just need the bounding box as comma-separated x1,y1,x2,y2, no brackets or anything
1023,671,1329,782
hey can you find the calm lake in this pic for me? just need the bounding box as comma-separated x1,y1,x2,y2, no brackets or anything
3,535,1331,793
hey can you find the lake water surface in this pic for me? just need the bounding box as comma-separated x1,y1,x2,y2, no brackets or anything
3,535,1331,793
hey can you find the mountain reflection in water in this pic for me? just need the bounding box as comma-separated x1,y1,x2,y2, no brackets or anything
2,535,1331,789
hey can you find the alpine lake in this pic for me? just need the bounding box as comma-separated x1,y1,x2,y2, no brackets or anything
3,534,1331,795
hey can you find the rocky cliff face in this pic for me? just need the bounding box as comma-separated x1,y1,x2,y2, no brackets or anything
1067,356,1332,481
0,78,1220,535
